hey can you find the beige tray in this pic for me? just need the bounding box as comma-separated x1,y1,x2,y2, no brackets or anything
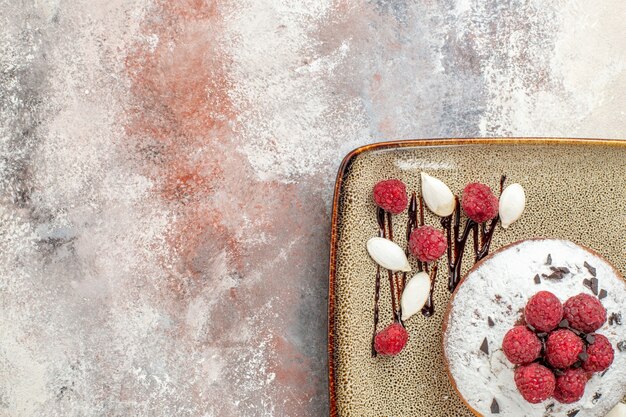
328,138,626,417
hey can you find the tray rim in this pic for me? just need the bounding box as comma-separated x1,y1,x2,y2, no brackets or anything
327,137,626,417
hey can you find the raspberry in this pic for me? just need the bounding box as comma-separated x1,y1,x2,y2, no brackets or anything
502,326,542,365
374,322,408,356
563,293,607,333
583,334,614,372
524,291,563,332
554,368,588,404
408,226,447,262
461,183,499,223
514,363,556,404
546,329,584,369
373,179,408,214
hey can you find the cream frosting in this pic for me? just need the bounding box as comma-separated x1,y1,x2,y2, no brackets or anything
444,239,626,417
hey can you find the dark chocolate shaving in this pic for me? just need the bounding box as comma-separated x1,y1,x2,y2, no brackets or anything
554,369,565,377
584,261,596,276
546,254,552,265
578,352,589,361
490,398,500,414
559,319,569,328
569,327,583,337
600,369,609,377
533,274,541,284
572,360,582,368
480,338,489,355
545,402,555,412
488,317,495,327
545,270,565,280
549,266,570,274
618,341,626,352
598,289,608,300
585,334,596,344
536,332,548,338
567,410,580,417
584,277,599,295
592,392,602,403
609,313,622,326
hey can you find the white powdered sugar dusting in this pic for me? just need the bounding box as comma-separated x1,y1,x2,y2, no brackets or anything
444,239,626,417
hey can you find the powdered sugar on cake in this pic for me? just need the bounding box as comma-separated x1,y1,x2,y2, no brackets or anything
444,239,626,417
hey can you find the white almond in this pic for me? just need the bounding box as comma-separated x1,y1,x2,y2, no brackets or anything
366,237,411,272
499,183,526,229
606,403,626,417
421,172,455,217
401,272,431,321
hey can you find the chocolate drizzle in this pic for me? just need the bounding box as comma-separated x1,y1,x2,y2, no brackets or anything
444,176,506,292
381,211,400,323
372,207,386,356
386,212,404,322
475,175,506,262
372,266,381,357
421,263,438,317
442,201,476,292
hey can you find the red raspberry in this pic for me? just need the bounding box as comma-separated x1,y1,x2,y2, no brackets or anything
374,322,409,356
461,182,499,223
554,368,588,404
502,326,542,365
408,226,447,262
524,291,563,332
514,363,556,404
546,329,584,369
563,293,607,333
583,334,614,372
373,179,408,214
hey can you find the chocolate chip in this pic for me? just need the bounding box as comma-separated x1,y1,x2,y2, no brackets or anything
586,334,596,344
488,317,495,327
559,319,569,328
490,398,500,414
480,338,489,355
578,352,589,361
567,410,580,417
534,274,541,284
592,392,602,404
618,341,626,352
546,254,552,265
599,289,608,300
584,261,596,276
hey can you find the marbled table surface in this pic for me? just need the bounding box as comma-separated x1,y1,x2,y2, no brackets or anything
0,1,625,416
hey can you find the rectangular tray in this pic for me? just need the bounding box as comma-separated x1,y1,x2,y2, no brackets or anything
328,138,626,417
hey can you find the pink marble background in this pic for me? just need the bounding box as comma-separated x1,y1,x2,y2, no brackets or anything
0,1,624,416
